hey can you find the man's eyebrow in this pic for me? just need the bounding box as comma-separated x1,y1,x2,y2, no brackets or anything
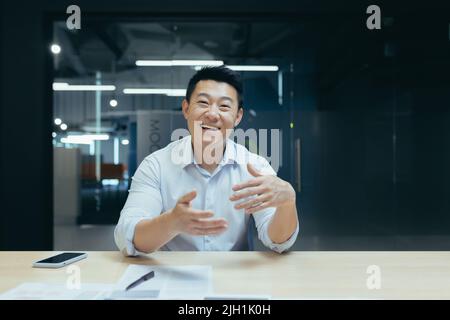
196,93,211,99
196,92,234,102
219,97,233,103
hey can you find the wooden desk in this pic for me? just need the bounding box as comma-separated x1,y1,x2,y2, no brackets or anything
1,251,449,299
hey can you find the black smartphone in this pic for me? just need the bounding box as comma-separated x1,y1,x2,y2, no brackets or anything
32,252,87,268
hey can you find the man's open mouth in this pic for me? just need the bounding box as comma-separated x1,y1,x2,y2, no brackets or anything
200,124,220,131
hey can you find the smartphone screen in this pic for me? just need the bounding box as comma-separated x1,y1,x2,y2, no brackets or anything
37,252,85,264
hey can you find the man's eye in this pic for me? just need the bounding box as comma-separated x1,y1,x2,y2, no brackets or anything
220,105,231,109
198,101,209,106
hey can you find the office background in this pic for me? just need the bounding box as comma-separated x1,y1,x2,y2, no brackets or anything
1,0,450,251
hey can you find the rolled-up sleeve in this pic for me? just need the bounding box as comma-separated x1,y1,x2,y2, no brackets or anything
114,156,163,256
253,209,299,253
250,156,299,253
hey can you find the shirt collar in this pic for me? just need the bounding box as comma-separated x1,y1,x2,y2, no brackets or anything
178,135,237,168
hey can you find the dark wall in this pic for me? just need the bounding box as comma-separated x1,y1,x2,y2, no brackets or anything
0,3,53,250
298,12,450,239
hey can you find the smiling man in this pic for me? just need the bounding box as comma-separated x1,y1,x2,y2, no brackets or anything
114,66,299,255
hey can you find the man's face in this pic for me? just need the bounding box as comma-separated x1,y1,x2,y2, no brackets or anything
182,80,243,149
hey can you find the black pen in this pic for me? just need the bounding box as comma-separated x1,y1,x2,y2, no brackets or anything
125,270,155,291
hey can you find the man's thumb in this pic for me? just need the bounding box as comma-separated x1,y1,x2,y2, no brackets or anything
247,163,263,177
178,190,197,204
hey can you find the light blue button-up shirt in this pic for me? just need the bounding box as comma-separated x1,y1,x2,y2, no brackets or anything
114,135,299,256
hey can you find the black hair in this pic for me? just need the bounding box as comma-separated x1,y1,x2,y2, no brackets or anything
185,65,243,109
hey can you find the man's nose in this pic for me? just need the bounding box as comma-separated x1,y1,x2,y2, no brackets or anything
204,105,220,121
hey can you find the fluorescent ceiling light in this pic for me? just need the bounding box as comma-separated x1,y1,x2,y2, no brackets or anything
136,60,223,67
61,134,110,145
166,89,187,96
123,88,186,97
123,89,168,94
53,82,116,91
121,139,129,145
136,60,172,66
102,179,119,186
227,65,279,72
68,134,110,141
53,82,68,89
172,60,223,66
61,137,91,145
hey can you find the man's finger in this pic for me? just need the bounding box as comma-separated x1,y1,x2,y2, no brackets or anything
245,201,272,214
230,186,265,201
178,190,197,204
234,194,271,210
192,225,228,236
192,217,228,229
247,163,263,177
232,178,262,192
188,209,215,219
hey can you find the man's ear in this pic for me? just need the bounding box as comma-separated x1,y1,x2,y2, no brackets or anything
234,107,244,127
181,99,189,120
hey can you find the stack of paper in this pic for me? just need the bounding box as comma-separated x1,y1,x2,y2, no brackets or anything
0,283,113,300
108,264,213,300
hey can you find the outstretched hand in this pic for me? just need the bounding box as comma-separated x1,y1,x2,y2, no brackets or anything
229,163,296,214
171,190,228,235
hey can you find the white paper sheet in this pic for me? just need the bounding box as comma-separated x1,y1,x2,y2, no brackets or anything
109,264,213,300
0,282,114,300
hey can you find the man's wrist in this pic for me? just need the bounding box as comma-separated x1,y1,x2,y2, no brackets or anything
278,199,296,210
280,181,296,208
164,209,181,236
